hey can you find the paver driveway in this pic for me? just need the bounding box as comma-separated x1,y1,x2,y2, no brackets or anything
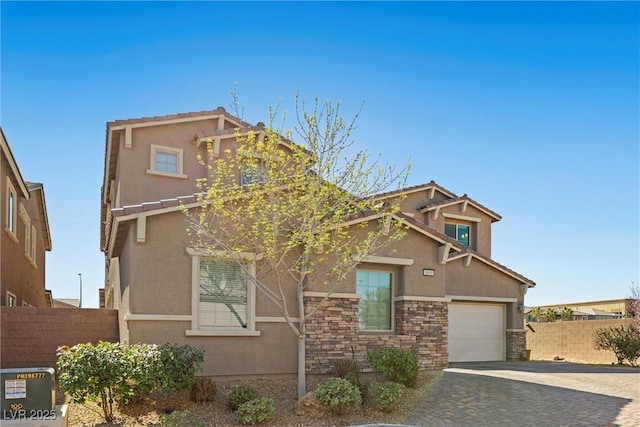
406,361,639,426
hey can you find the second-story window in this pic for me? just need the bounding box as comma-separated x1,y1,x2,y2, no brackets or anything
147,144,187,179
241,165,267,186
6,178,17,238
445,223,470,247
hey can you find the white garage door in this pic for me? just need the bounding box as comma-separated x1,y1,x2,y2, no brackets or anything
448,303,505,362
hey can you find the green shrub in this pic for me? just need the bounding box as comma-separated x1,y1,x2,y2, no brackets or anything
190,377,217,402
343,370,369,397
161,410,204,427
159,343,205,392
368,381,403,412
368,347,419,387
594,325,640,366
229,385,259,410
314,377,362,414
236,397,275,425
57,341,161,423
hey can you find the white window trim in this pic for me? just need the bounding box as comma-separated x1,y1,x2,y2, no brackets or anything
146,144,188,179
20,205,31,260
5,178,17,242
6,291,17,307
186,249,260,337
30,224,37,267
356,268,395,332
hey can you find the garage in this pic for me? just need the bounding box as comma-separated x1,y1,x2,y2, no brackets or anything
448,302,505,362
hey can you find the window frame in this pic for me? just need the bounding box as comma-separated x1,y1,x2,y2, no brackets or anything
30,224,37,265
6,291,17,307
356,269,394,332
186,248,260,336
444,222,471,247
240,164,267,186
19,204,31,259
5,178,17,242
146,144,188,179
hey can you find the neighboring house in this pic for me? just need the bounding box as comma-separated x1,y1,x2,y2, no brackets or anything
52,298,81,308
1,127,53,307
100,108,535,377
526,299,632,322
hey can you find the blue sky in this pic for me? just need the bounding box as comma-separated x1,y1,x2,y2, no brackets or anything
1,1,638,309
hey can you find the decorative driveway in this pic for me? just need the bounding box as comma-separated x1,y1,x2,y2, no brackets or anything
406,361,639,426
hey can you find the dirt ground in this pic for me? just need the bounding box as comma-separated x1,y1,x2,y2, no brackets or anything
58,373,442,426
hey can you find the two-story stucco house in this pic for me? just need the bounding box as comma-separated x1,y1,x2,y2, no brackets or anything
1,127,53,307
100,108,535,377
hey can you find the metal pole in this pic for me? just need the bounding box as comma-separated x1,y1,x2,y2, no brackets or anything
78,273,82,308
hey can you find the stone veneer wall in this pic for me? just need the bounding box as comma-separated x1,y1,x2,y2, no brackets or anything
304,296,448,374
506,330,527,360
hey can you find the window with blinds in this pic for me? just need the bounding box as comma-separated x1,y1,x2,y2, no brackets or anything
199,260,248,328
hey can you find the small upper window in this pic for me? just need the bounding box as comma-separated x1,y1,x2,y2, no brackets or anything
241,165,267,186
20,205,30,258
147,144,187,178
445,223,470,247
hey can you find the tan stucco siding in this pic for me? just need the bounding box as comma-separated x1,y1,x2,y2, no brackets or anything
128,320,297,376
395,189,450,214
426,204,492,256
445,257,525,328
118,121,217,207
127,212,192,315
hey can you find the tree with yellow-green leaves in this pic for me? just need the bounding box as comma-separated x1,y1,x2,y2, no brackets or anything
182,95,410,397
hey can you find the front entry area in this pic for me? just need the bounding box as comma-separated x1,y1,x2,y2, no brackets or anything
448,302,505,362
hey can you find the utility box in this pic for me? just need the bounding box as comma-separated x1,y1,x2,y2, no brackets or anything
1,368,55,416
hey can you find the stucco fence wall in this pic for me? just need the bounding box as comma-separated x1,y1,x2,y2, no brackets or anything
526,318,633,365
1,307,119,370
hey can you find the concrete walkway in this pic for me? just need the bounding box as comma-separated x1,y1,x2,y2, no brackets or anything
406,361,640,426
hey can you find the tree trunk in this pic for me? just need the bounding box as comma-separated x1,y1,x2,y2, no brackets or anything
297,332,306,398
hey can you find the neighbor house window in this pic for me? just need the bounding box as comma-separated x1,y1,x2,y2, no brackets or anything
5,179,17,239
30,225,37,264
445,223,470,247
356,270,393,331
241,165,267,186
199,259,250,329
6,292,16,307
20,205,30,259
147,144,187,178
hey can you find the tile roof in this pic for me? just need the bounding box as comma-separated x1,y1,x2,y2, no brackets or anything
106,106,251,128
418,194,502,221
372,180,457,200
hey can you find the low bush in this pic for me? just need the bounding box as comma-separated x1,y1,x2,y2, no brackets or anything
229,385,259,411
190,377,217,402
57,341,161,423
159,343,205,392
368,347,419,387
236,396,275,425
368,381,404,412
314,377,362,414
594,325,640,366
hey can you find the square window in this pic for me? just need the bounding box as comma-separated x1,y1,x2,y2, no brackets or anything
241,165,267,186
147,144,187,178
357,270,392,331
445,223,470,247
155,151,178,174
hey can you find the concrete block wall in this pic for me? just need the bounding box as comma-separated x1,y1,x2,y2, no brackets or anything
526,318,633,365
304,296,448,374
1,307,119,369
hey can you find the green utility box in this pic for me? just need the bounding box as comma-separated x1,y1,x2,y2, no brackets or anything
1,368,55,419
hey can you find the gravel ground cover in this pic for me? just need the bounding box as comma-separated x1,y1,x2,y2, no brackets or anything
58,373,442,426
